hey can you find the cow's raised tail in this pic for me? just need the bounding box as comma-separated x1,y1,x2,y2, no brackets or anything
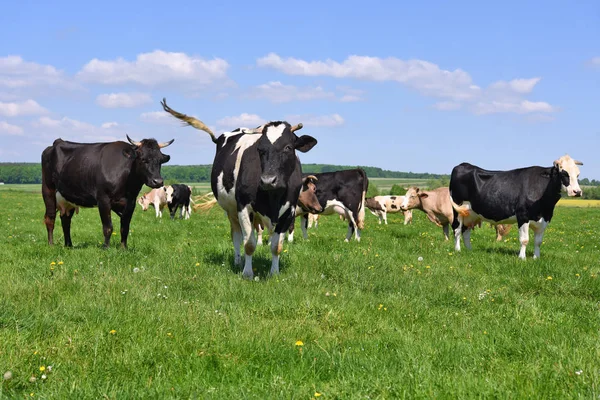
161,98,218,144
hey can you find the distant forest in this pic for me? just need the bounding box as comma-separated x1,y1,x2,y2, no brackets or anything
0,163,448,184
3,162,600,199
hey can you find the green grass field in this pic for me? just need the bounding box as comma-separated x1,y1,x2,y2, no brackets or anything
1,189,599,398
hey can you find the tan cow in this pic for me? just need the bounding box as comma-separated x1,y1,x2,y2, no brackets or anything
365,195,413,225
401,186,512,242
137,187,167,218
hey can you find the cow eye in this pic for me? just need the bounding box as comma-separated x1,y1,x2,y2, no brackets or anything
284,145,293,152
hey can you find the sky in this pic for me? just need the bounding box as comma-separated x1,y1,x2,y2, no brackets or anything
1,1,599,178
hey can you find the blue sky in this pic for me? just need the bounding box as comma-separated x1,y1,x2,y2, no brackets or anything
1,1,599,178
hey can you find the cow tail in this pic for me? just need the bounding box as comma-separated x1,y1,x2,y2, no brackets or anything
194,192,218,212
449,196,471,217
357,168,368,230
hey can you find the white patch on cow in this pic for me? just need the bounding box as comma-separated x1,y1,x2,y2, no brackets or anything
232,134,262,186
265,123,286,144
278,201,290,218
216,171,238,214
518,223,530,260
239,206,256,279
530,218,547,259
56,191,84,216
269,232,283,275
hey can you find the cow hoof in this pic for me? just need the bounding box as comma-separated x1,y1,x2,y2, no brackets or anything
242,271,254,280
344,239,349,243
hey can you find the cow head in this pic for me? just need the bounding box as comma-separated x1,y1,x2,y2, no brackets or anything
137,194,150,211
400,187,427,211
256,122,317,191
553,155,583,197
164,185,174,203
297,175,322,213
126,135,173,189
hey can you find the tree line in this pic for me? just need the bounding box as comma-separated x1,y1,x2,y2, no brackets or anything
3,163,600,199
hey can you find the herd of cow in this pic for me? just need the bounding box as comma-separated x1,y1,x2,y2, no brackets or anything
40,98,584,279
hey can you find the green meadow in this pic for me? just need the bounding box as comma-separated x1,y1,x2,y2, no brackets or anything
1,187,599,399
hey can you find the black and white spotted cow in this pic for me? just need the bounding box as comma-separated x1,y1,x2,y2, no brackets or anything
449,155,583,259
289,169,368,242
161,99,317,279
165,184,192,220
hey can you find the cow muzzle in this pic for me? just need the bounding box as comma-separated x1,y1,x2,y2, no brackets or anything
260,175,279,191
149,178,164,188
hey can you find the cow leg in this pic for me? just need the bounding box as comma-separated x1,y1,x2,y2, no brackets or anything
60,208,76,247
255,219,264,246
530,219,547,259
301,215,309,240
462,227,472,250
443,224,450,241
383,210,388,225
518,222,530,260
119,201,136,249
269,232,284,276
239,207,256,279
287,219,295,242
154,200,161,218
454,217,463,251
98,203,113,248
42,188,57,245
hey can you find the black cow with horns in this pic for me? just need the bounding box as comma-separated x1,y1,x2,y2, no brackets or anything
41,135,173,248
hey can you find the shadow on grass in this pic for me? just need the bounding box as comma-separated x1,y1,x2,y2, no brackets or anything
202,249,283,279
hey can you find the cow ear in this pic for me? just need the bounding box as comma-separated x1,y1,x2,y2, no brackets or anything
123,147,137,159
295,135,317,153
419,192,429,198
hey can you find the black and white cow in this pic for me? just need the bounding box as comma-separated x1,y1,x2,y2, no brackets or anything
161,99,317,279
289,169,368,242
165,184,192,219
449,155,583,259
42,135,173,248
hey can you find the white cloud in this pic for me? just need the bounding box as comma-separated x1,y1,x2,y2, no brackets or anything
216,113,265,130
589,56,600,66
101,122,119,129
257,53,556,116
286,113,345,128
96,92,152,108
33,116,122,142
0,121,24,135
433,101,462,111
77,50,230,87
140,111,178,125
0,99,48,117
0,56,79,97
248,81,335,103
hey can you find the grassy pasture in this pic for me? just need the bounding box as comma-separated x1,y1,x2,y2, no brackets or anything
1,189,599,399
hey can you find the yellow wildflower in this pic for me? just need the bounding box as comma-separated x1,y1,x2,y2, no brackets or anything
315,393,322,397
546,276,553,280
195,262,200,267
109,329,117,335
58,261,64,265
295,340,304,346
50,262,56,266
39,366,45,372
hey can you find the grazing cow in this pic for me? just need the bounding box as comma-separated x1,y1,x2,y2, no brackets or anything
162,98,317,279
165,184,193,220
400,187,454,240
289,169,368,242
41,135,173,248
449,155,583,259
138,187,167,217
366,195,413,225
255,175,322,245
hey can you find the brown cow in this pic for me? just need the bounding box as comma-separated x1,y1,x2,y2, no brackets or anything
401,186,512,242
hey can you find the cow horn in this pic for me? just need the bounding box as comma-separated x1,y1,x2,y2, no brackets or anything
305,175,318,181
161,98,218,144
290,123,303,133
574,160,583,166
158,138,175,148
126,134,142,147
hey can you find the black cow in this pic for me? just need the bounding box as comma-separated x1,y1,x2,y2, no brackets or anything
165,184,192,219
41,135,173,248
289,169,369,242
449,155,583,259
161,98,317,279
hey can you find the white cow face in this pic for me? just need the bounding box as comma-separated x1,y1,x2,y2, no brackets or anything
554,155,583,197
164,186,175,203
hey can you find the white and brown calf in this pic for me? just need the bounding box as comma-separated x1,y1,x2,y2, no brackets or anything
365,195,413,225
137,187,167,218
